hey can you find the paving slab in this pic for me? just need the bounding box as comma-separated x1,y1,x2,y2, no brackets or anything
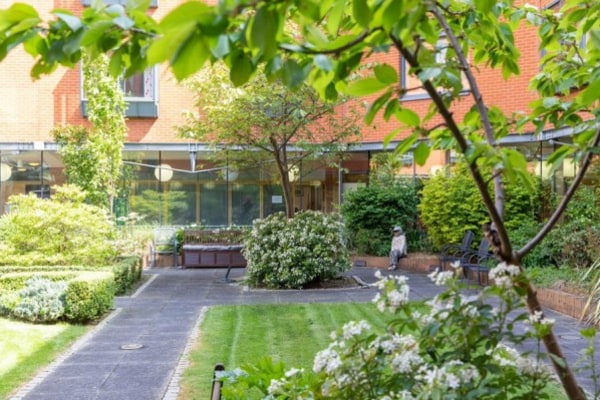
9,266,600,399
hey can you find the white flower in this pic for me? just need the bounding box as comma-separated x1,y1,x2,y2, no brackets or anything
428,269,454,286
284,367,304,378
267,378,285,394
528,310,555,327
342,320,371,339
313,347,342,374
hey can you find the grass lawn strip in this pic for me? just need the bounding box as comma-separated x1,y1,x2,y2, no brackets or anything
0,319,88,399
179,302,391,399
179,302,569,400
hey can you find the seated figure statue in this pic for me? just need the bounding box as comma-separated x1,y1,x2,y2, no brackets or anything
388,226,407,271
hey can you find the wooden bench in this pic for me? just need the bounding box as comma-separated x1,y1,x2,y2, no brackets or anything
181,229,247,274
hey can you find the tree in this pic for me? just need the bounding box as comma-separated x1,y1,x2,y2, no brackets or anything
52,53,127,210
178,63,360,218
1,1,600,398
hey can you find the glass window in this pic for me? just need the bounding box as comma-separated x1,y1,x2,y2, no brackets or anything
232,184,260,226
119,69,155,101
263,184,286,217
200,183,228,226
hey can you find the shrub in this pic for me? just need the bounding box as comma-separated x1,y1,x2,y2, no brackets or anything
0,185,119,266
12,277,67,323
221,266,554,398
419,163,542,249
63,272,115,323
111,256,143,295
340,179,423,256
243,211,350,289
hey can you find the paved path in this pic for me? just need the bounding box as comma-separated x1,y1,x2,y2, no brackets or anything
9,266,600,399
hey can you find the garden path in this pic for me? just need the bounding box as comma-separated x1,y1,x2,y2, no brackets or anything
8,266,599,399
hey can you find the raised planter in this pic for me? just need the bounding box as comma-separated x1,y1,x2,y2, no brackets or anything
351,253,439,274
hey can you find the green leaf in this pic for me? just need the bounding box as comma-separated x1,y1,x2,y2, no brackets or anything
577,78,600,107
53,11,82,32
211,34,229,58
395,133,418,154
326,0,346,35
374,64,398,84
112,15,134,30
230,52,254,87
0,3,39,31
346,78,388,96
250,7,279,59
414,141,430,165
365,91,392,125
81,20,114,46
580,327,597,340
394,108,420,127
158,1,212,30
352,0,371,28
171,31,210,80
281,59,306,88
313,54,334,72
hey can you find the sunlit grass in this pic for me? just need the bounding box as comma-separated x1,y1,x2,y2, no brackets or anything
0,318,87,399
179,302,391,399
179,302,568,400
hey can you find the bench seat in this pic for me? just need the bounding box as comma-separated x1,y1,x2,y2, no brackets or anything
181,230,246,269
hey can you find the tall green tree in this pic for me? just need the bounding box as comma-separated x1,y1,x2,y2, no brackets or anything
1,1,600,398
178,63,360,218
52,53,127,210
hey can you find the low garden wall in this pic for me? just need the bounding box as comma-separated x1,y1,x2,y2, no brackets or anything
352,254,595,323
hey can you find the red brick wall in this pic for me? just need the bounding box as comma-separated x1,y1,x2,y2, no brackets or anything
0,1,547,147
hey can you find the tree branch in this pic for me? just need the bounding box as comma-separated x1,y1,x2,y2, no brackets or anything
429,4,511,257
517,125,600,259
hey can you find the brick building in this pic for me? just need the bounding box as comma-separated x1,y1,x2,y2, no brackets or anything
0,0,593,225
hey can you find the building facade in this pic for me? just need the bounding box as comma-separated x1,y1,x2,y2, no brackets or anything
0,0,595,226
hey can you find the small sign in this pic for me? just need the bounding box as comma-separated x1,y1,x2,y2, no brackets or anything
272,195,283,204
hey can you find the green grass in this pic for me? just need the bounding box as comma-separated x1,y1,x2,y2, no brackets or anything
180,302,569,400
180,302,391,399
0,318,88,399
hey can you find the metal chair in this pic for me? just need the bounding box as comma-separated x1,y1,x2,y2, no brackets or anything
150,227,179,267
461,238,495,284
437,230,475,271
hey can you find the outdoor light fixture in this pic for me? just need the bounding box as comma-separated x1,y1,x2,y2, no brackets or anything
189,143,198,171
0,163,11,182
154,164,174,182
288,165,299,182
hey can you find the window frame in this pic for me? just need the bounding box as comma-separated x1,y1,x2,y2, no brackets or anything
80,66,159,118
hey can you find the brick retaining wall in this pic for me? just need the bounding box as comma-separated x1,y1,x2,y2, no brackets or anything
352,254,595,323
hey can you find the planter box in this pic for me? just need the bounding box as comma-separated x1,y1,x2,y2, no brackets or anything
351,253,439,274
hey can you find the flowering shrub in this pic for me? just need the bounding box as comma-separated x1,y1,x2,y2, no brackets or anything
222,262,560,398
242,211,351,289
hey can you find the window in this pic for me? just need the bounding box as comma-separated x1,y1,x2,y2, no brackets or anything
82,0,158,7
81,67,159,118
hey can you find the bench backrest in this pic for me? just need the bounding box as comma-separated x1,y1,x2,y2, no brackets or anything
183,229,245,245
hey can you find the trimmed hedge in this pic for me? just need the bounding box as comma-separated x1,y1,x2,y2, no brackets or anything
0,271,78,292
63,272,115,322
0,256,142,323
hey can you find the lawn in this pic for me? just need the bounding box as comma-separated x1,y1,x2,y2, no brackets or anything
0,318,88,399
179,302,391,399
179,302,569,400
